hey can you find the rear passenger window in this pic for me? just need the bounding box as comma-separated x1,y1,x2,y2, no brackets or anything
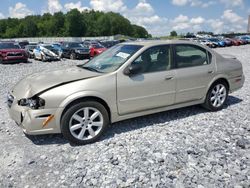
175,44,209,68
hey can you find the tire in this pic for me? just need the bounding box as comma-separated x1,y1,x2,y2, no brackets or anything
41,55,46,62
70,53,76,60
203,81,228,111
61,101,109,145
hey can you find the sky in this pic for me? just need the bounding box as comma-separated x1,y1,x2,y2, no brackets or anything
0,0,249,36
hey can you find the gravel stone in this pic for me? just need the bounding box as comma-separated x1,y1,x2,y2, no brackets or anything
236,138,249,149
0,46,250,187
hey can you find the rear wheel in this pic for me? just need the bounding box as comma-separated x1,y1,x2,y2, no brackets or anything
61,101,109,145
203,81,228,111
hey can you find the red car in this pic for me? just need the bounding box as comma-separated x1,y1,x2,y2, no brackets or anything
0,42,28,64
226,38,241,46
88,43,107,57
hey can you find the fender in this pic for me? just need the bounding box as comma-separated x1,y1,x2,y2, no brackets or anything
54,90,117,128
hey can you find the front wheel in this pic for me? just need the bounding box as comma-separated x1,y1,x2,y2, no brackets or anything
41,54,46,62
61,101,109,145
70,53,76,60
203,81,228,111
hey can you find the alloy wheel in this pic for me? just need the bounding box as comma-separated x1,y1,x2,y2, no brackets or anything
210,84,227,108
69,107,104,140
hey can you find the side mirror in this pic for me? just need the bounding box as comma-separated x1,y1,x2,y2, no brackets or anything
124,64,142,76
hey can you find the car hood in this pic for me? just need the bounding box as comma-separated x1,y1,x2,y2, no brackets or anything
95,48,106,51
11,66,101,99
0,49,25,53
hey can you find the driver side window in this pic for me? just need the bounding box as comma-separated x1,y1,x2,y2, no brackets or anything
132,45,172,73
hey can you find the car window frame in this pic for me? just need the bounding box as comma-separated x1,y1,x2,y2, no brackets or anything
128,44,174,75
172,43,211,69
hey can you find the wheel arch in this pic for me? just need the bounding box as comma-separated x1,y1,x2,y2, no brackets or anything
59,96,111,125
207,77,230,95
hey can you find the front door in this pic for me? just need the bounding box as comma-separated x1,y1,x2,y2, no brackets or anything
117,45,176,115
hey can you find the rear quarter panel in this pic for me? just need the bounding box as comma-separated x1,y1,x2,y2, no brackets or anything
214,53,244,92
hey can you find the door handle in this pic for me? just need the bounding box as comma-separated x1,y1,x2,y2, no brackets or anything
208,70,214,74
165,76,174,80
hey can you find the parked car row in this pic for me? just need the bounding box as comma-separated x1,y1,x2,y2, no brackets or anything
191,35,250,48
0,39,122,64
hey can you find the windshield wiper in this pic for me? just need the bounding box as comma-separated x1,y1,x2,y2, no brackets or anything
78,65,103,73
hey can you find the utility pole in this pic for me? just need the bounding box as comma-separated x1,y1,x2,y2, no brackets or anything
248,15,250,33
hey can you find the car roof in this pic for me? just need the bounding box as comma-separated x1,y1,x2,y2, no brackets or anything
122,40,205,47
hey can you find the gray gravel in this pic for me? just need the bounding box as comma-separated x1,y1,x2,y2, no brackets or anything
0,46,249,187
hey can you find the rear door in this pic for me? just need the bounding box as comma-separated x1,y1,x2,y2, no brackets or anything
173,44,215,103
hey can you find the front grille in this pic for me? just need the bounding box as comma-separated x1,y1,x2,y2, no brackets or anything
7,93,14,108
7,52,23,57
77,50,89,54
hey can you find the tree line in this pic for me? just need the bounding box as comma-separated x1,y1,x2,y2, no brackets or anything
0,9,150,39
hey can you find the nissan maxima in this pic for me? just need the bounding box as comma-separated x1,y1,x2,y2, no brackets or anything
7,41,244,144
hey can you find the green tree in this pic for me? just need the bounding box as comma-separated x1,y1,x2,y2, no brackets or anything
0,10,150,38
170,30,177,37
48,12,65,36
65,9,86,37
132,25,149,38
21,17,38,37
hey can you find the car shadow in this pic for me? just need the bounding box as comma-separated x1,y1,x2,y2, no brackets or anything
0,61,32,65
26,95,242,146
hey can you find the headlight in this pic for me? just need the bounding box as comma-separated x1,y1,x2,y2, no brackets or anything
18,96,45,109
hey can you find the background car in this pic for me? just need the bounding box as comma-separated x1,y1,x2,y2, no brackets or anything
226,38,241,46
52,43,63,58
236,36,250,44
207,38,226,47
33,44,60,62
199,39,217,48
25,44,37,59
83,41,107,57
100,40,120,48
61,42,90,60
18,40,29,49
0,42,28,64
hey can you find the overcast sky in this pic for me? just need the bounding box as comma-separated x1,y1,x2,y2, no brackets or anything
0,0,249,36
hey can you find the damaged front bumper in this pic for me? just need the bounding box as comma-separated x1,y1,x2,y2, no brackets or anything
7,93,61,135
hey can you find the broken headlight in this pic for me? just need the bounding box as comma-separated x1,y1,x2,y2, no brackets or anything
18,96,45,109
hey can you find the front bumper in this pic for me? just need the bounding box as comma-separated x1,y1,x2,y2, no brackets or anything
7,97,61,135
2,56,28,63
75,52,90,59
44,55,60,61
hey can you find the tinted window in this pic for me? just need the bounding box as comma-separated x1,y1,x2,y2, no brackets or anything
175,44,209,68
132,45,172,73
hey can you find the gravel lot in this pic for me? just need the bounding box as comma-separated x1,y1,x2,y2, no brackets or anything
0,45,249,188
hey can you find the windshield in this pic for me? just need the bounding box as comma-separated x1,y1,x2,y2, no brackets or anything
81,44,142,73
44,45,54,51
27,45,36,49
0,43,21,49
69,43,83,48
